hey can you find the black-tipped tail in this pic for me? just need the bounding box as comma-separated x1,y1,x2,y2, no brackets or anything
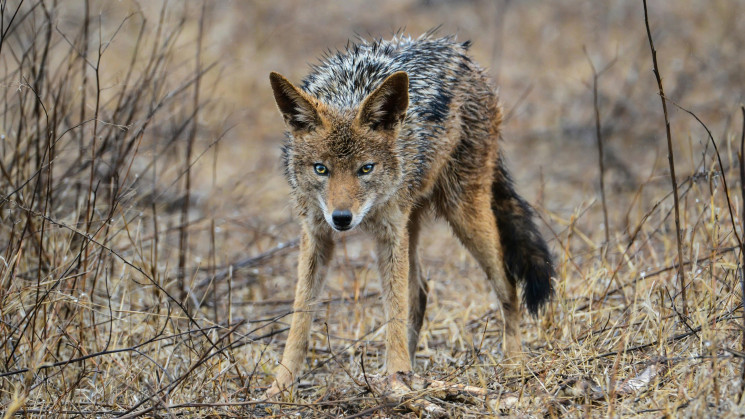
491,158,554,315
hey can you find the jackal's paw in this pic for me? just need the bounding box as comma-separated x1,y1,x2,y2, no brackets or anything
364,371,412,395
264,367,296,400
502,338,524,362
364,372,444,416
263,380,287,400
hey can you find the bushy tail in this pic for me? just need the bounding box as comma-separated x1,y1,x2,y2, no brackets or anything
491,158,554,315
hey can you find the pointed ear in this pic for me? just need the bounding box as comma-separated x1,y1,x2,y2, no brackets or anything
269,72,321,132
357,71,409,131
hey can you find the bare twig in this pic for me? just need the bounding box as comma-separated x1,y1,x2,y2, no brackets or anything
643,0,687,316
178,3,206,310
666,99,743,249
582,46,616,250
739,105,745,403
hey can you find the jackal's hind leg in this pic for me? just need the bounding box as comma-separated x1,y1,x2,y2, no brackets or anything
438,191,521,359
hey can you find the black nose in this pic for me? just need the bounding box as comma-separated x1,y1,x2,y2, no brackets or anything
331,209,353,230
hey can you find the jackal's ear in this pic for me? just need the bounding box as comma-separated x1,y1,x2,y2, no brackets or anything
357,71,409,131
270,72,321,133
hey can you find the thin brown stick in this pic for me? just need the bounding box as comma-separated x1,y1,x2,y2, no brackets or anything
666,98,743,249
177,4,205,310
643,0,687,316
582,46,615,250
593,66,610,250
739,105,745,403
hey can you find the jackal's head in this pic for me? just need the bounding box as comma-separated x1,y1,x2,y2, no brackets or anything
270,71,409,232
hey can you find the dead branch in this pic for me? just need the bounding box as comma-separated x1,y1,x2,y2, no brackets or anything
643,0,687,316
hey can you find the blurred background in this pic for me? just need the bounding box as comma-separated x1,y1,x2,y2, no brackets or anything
2,0,745,416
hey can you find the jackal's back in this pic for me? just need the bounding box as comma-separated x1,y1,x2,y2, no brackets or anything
303,34,469,120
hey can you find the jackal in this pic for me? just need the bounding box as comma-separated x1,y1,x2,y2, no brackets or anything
267,33,553,397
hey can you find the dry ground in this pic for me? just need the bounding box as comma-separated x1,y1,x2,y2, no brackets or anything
2,0,745,417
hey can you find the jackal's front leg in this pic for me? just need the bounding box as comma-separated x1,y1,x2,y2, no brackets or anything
375,211,411,374
266,225,333,398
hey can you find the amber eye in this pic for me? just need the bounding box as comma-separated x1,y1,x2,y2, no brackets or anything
358,163,374,176
314,163,329,176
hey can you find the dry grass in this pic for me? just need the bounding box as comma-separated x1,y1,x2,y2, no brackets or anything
1,0,745,417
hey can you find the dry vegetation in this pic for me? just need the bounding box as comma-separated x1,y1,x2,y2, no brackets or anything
1,0,745,417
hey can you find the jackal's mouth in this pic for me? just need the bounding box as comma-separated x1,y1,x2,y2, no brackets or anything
324,211,362,232
319,197,373,233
